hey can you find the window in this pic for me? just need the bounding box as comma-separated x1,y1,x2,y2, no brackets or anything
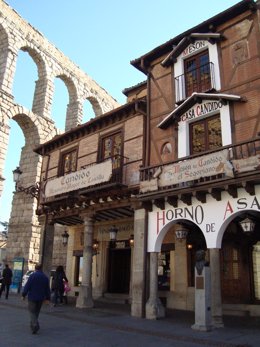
74,255,83,286
158,251,170,291
190,115,222,154
101,132,122,169
60,149,77,175
184,50,211,97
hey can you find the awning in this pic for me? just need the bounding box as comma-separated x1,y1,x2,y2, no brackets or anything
157,92,245,129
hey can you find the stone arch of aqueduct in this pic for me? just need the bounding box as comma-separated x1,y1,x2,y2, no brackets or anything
0,0,119,267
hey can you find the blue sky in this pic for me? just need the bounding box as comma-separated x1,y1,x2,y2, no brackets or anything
0,0,239,225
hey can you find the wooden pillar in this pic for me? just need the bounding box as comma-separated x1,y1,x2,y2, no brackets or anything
145,252,165,319
210,248,224,328
76,214,94,308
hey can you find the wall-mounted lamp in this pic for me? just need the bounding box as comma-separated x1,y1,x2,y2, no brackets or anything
92,239,99,255
175,225,189,241
61,230,69,246
13,166,39,199
187,243,193,250
109,225,118,242
129,234,134,247
239,216,255,235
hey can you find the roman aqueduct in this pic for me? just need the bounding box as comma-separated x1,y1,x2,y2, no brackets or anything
0,0,119,267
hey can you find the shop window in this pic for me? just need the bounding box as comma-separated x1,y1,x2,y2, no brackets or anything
184,50,211,97
100,131,122,169
74,255,83,286
253,242,260,300
158,251,171,291
158,243,174,291
60,148,77,176
190,115,222,154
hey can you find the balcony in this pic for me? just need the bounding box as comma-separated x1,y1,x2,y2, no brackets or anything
39,154,136,206
37,154,141,224
175,62,216,103
139,138,260,205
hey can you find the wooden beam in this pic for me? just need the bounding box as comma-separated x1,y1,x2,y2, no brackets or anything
153,198,165,210
142,201,153,212
167,196,178,207
209,188,222,201
180,193,192,206
226,185,237,198
194,191,207,203
243,181,255,196
132,200,153,212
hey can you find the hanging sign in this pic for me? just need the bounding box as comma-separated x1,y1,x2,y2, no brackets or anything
158,149,233,187
232,155,260,173
44,160,112,198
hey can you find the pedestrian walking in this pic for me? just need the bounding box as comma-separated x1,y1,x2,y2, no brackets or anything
0,264,13,299
21,263,50,334
51,265,68,306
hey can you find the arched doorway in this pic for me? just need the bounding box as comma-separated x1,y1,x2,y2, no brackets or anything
156,220,206,309
220,212,260,304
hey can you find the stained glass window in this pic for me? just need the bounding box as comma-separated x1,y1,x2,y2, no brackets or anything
61,149,77,175
190,115,222,154
102,132,122,169
184,50,211,97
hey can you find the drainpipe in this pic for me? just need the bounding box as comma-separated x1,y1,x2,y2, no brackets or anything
145,71,151,167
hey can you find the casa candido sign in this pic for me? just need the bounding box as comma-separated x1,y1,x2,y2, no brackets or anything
45,160,112,198
180,100,223,122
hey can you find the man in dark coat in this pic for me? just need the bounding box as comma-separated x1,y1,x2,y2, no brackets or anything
22,263,50,334
0,264,13,299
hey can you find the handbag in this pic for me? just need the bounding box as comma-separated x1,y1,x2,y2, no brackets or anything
64,281,71,293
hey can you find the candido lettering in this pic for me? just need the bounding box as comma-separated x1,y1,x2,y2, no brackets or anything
61,170,90,185
181,101,223,122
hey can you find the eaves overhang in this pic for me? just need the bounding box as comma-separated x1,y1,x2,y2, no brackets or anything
131,0,256,74
34,98,147,155
157,93,245,129
122,80,147,96
161,33,224,67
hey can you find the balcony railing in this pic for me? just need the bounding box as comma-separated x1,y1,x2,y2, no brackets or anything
140,138,260,196
175,62,216,103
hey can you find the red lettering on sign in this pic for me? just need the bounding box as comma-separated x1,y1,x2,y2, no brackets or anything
223,201,233,220
157,211,165,234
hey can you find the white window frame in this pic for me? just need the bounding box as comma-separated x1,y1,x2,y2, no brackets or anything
178,101,232,158
174,40,221,102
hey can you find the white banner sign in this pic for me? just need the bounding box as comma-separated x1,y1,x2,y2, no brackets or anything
158,149,233,187
232,155,260,173
45,160,112,198
140,178,158,194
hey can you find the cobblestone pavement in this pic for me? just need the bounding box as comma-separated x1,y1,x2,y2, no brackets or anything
0,294,259,347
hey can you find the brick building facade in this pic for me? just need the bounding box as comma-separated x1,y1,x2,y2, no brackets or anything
2,0,260,325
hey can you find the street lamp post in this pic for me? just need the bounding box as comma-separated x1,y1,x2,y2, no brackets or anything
12,166,40,198
61,230,69,246
109,225,118,242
